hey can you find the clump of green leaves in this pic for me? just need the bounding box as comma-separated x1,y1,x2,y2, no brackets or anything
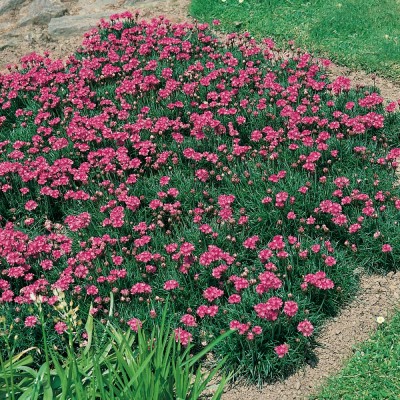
0,299,232,399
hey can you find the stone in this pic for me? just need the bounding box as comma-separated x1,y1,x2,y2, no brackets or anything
0,38,18,50
0,22,12,32
0,0,25,14
89,0,116,7
48,12,123,37
18,0,67,27
74,0,127,13
124,0,162,4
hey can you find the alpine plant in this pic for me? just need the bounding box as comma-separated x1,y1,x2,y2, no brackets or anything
0,10,399,382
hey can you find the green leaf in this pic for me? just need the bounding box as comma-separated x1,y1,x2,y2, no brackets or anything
182,330,233,368
83,302,94,356
49,347,68,394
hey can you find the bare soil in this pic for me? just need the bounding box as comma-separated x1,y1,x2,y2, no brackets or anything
0,0,191,72
1,1,400,399
327,63,400,103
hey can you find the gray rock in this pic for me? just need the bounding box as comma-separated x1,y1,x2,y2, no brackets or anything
48,12,123,37
75,0,125,13
0,0,25,14
0,22,12,31
0,38,18,50
19,0,67,27
88,0,116,7
124,0,161,4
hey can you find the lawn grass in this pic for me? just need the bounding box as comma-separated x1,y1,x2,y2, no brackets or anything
189,0,400,82
311,310,400,399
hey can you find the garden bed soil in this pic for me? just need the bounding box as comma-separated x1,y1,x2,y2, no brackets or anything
0,1,399,399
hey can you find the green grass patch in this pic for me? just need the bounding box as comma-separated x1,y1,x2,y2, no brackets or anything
190,0,400,82
312,310,400,399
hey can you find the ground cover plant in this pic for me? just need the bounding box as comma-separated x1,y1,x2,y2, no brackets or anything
0,11,400,385
313,310,400,399
190,0,400,82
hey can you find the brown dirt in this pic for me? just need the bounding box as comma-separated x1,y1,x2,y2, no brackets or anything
1,1,400,399
0,0,191,72
326,63,400,103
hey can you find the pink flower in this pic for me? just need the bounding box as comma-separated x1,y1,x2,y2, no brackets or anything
203,286,224,302
229,320,251,335
131,282,152,295
287,211,296,220
24,315,38,327
174,328,192,346
259,248,273,262
167,188,179,198
243,235,260,250
297,320,314,337
304,271,334,290
311,244,321,253
195,169,209,182
212,264,228,279
283,301,298,317
180,314,197,327
247,332,254,340
159,176,170,186
86,285,98,295
324,256,337,267
196,305,219,318
333,176,350,189
349,223,362,234
165,243,178,254
40,259,53,271
180,242,195,256
256,271,282,294
65,212,91,231
228,294,241,304
382,244,393,253
54,321,68,335
229,276,249,291
127,318,142,332
252,326,262,335
268,235,286,250
112,255,123,266
254,297,283,321
262,196,272,204
25,200,38,211
238,215,248,225
218,194,236,208
24,217,35,226
164,280,179,290
274,343,289,358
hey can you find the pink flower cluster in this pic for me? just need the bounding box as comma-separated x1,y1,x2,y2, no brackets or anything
0,13,398,373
